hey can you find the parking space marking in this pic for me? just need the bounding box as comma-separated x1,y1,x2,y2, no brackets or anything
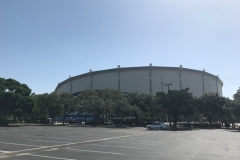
45,148,59,152
106,140,144,144
0,142,43,147
10,147,51,153
127,137,166,141
87,144,142,149
18,153,76,160
0,133,149,158
0,150,11,153
65,148,123,155
67,135,109,139
27,139,69,144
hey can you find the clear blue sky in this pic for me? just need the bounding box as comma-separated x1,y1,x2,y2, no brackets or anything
1,0,240,99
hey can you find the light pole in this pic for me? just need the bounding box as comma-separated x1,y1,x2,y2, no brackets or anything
165,83,172,127
165,83,172,93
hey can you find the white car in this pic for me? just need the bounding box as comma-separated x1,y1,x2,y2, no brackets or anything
146,123,168,130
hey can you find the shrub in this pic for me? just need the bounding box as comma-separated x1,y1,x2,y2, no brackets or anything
0,120,10,126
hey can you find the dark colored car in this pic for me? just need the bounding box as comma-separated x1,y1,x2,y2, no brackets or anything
104,120,114,125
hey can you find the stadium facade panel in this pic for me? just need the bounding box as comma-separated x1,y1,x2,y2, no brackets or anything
55,66,223,97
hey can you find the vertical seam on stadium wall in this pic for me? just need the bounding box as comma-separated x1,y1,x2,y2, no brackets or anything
149,66,152,94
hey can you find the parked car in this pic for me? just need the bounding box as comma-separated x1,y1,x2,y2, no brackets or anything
104,120,114,125
146,123,168,130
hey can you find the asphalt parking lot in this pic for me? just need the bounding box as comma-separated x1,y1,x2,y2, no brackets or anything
0,126,239,160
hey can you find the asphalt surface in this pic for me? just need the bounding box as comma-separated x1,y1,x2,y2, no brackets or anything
0,126,239,160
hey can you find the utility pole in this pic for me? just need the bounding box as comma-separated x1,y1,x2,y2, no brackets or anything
165,83,172,128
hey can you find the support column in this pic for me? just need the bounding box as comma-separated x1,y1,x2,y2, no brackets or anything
202,69,205,95
161,74,163,92
69,76,72,94
90,69,93,90
149,63,152,94
216,75,219,94
179,65,182,90
118,65,121,90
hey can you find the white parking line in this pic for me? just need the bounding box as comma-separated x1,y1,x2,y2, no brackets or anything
105,140,141,144
67,135,107,139
0,133,148,158
65,148,123,155
87,144,142,149
0,150,11,153
18,153,76,160
27,139,69,144
45,148,59,151
0,142,41,147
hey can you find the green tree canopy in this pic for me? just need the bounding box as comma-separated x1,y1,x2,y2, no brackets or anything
156,88,194,128
35,92,61,123
0,78,35,122
199,93,225,125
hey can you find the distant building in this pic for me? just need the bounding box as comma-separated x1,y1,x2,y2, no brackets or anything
55,65,223,97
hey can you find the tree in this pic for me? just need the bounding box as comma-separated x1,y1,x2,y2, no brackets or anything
47,92,61,124
0,78,34,123
233,87,240,101
199,93,225,125
113,98,131,125
72,94,84,120
35,92,62,124
18,95,36,121
183,97,201,124
127,92,142,124
128,93,155,124
78,90,103,122
34,94,49,121
128,104,142,125
59,92,74,125
99,88,118,122
156,88,194,128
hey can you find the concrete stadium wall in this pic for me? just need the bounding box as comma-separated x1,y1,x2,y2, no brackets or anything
56,66,223,97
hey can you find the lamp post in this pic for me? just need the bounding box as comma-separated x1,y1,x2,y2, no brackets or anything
165,83,172,127
165,83,172,93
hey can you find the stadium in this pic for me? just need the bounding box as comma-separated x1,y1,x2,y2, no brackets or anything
55,65,223,97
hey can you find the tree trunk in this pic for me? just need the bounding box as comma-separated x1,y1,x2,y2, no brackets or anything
169,116,172,128
173,118,178,129
63,114,65,125
52,117,54,124
208,116,212,126
136,115,139,125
